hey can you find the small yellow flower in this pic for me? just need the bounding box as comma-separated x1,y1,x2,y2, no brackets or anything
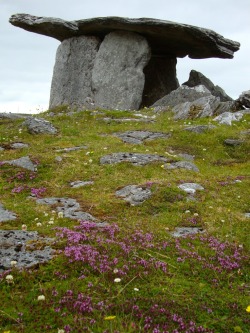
104,315,116,320
246,305,250,313
4,331,11,333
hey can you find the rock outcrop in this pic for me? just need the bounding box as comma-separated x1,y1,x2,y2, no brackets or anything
9,14,240,111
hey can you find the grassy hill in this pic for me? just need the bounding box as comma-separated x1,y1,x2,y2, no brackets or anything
0,107,249,333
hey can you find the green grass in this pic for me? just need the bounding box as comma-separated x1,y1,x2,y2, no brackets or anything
0,108,250,333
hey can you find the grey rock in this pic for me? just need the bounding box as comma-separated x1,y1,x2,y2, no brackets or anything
172,95,220,120
10,14,240,59
0,203,17,222
22,117,58,134
113,130,171,144
92,31,151,110
102,117,154,123
182,70,233,101
10,142,29,149
213,101,235,115
142,57,179,106
177,153,195,161
0,112,30,119
49,36,101,109
0,147,4,151
116,185,152,205
3,156,36,171
244,213,250,218
0,230,53,271
70,180,94,188
36,197,98,222
171,227,204,237
164,161,199,172
213,111,244,125
184,125,216,133
55,145,87,152
224,139,244,146
240,129,250,136
178,183,204,194
152,85,211,109
234,90,250,109
100,152,168,166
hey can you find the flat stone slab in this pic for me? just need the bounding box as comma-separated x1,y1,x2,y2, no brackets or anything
171,227,204,237
178,183,204,194
0,203,17,223
22,117,58,135
9,14,240,59
113,130,171,144
55,145,87,152
2,156,37,171
0,230,53,271
0,142,29,150
164,161,199,172
100,152,168,166
36,197,102,223
184,125,217,133
116,185,152,205
70,180,94,188
224,139,244,146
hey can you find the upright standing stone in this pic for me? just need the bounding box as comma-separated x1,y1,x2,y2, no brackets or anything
49,36,101,109
92,31,151,110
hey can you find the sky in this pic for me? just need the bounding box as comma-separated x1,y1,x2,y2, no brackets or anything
1,0,249,114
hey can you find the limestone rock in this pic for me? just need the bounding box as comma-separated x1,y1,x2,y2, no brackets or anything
164,161,199,172
182,70,233,101
184,125,216,133
92,31,150,110
3,156,37,171
100,152,168,166
178,183,204,194
234,90,250,109
213,111,245,125
113,130,171,144
0,112,29,120
151,85,211,110
224,139,244,146
22,117,58,134
172,95,220,120
10,14,240,59
70,180,94,188
116,185,152,205
0,203,17,223
50,36,101,109
171,227,204,237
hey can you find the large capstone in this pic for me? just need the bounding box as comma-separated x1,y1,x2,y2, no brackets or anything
50,36,101,109
92,31,151,110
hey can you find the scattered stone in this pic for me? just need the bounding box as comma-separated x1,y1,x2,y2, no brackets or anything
224,139,244,146
184,125,216,133
0,230,53,271
70,180,94,188
0,112,30,120
113,130,171,144
177,153,195,161
115,185,152,205
0,203,17,222
55,145,87,152
213,111,245,125
234,90,250,109
240,129,250,136
178,183,204,194
182,70,233,102
171,227,204,237
22,117,58,135
102,117,154,123
164,161,199,172
36,197,102,223
92,31,151,110
10,142,29,149
100,152,168,166
244,213,250,218
3,156,37,171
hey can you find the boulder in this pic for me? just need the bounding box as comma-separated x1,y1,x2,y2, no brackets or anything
50,36,101,109
234,90,250,109
22,117,58,134
213,111,245,125
92,31,150,110
182,70,233,102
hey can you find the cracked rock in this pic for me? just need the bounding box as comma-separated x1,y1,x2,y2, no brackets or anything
116,185,152,205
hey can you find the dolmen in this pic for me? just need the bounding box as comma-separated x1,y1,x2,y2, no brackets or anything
10,14,240,111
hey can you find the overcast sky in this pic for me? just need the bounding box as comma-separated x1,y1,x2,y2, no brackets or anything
1,0,249,114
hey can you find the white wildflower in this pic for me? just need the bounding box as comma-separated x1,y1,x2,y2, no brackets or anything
134,288,139,292
114,278,121,283
37,295,45,301
6,274,14,283
113,268,119,274
22,224,27,231
58,212,63,218
10,261,17,267
36,222,42,227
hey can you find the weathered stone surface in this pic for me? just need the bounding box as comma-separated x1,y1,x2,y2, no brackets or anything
70,180,94,188
10,142,29,149
10,14,240,59
3,156,37,171
172,95,220,120
113,130,171,144
234,90,250,109
55,145,87,153
0,203,17,223
22,117,57,134
182,70,233,101
0,112,29,120
0,230,53,271
164,161,199,172
171,227,204,237
151,85,211,110
224,139,244,146
92,31,150,110
142,57,179,106
213,111,245,125
36,197,104,223
213,101,235,115
102,117,155,123
100,152,168,166
116,185,152,205
178,183,204,194
177,153,195,161
50,36,101,109
184,125,216,133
